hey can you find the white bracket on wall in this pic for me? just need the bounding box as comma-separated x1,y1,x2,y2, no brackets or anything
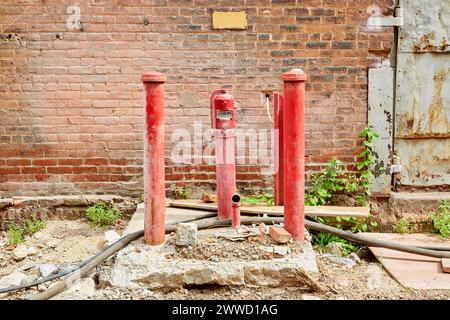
390,155,402,174
368,7,404,27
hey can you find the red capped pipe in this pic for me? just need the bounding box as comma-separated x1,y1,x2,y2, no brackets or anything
282,69,307,242
231,194,241,227
142,71,166,245
211,90,236,220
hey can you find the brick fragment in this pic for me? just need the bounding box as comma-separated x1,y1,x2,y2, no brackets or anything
442,259,450,273
269,226,292,244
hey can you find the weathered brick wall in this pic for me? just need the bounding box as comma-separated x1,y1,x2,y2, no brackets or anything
0,0,394,197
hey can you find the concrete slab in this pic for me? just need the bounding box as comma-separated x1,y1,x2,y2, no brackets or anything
388,192,450,226
106,238,318,290
110,205,318,291
365,233,450,290
390,192,450,201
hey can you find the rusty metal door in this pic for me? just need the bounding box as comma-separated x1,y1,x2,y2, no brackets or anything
395,0,450,187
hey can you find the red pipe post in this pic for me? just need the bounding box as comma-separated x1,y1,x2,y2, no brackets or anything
232,194,241,227
282,69,307,242
211,90,236,220
142,71,166,245
274,93,285,206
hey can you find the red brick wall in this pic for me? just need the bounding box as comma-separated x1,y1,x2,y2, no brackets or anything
0,0,394,197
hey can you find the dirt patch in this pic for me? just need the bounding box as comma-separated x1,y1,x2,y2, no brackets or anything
166,226,305,262
2,218,450,300
95,253,450,300
0,219,109,299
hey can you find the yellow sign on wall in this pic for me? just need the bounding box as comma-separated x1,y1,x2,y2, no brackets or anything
212,11,248,30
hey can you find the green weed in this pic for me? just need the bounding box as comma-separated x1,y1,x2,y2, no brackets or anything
174,186,190,200
393,218,410,234
7,213,46,245
86,201,121,228
431,201,450,238
241,193,274,206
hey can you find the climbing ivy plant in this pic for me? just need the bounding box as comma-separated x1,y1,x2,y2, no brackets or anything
305,157,343,206
305,126,380,207
355,126,380,205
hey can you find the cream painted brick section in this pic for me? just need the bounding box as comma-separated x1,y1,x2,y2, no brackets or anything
212,11,247,30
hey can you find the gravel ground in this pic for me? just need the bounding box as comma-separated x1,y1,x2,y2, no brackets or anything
1,219,450,300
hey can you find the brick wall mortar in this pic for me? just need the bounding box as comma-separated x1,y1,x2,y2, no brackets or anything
0,0,394,197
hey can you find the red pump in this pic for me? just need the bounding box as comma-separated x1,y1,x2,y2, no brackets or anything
210,90,237,221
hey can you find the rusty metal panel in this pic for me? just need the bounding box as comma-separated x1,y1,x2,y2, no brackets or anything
398,0,450,53
396,138,450,186
368,67,394,193
396,54,450,138
395,0,450,187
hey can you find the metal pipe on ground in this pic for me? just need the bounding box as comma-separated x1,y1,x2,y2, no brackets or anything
28,216,285,301
232,194,241,227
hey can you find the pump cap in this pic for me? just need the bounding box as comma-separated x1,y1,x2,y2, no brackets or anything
141,72,167,83
282,68,308,81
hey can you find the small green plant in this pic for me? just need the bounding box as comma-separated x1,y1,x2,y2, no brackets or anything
313,231,359,257
305,157,343,206
354,126,380,206
305,127,380,207
241,193,275,206
7,213,46,245
7,223,25,245
86,202,121,228
25,213,46,235
393,218,410,234
174,186,190,200
431,200,450,238
312,215,378,256
336,215,379,233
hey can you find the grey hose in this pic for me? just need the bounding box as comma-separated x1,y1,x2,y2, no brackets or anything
0,212,217,295
305,220,450,259
5,212,450,298
29,216,284,300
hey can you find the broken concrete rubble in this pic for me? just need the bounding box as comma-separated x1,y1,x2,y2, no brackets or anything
175,223,198,246
319,254,357,268
39,264,58,278
12,245,37,261
53,278,97,300
104,230,121,248
0,271,28,288
326,242,343,256
103,234,318,292
0,271,28,298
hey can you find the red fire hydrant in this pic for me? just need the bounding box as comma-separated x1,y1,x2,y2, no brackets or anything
210,90,237,221
282,69,307,242
142,71,166,245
